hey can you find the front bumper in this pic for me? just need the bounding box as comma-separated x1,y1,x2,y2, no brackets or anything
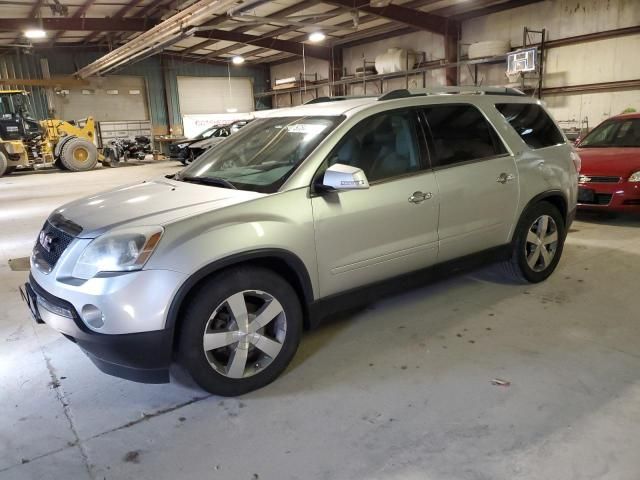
21,276,172,383
169,146,189,161
577,181,640,212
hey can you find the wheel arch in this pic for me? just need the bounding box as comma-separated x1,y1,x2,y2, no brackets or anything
519,190,568,228
166,249,315,349
54,135,76,158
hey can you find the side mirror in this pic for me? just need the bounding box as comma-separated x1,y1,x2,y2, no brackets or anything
320,163,370,192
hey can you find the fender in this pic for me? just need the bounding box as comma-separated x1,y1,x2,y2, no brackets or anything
54,135,76,158
165,248,314,334
520,189,568,223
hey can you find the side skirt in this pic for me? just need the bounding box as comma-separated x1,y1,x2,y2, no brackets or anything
307,244,511,328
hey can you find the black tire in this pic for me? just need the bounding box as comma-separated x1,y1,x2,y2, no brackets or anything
0,152,9,176
54,158,68,170
178,267,303,396
54,136,75,170
59,137,98,172
504,201,566,283
105,149,119,167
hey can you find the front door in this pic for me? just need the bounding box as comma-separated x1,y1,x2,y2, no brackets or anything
311,109,440,297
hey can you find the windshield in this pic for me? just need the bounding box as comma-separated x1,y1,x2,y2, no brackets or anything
0,92,31,117
178,116,342,193
196,125,221,139
580,118,640,148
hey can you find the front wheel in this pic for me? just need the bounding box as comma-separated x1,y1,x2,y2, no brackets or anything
505,201,566,283
178,267,303,396
59,137,98,171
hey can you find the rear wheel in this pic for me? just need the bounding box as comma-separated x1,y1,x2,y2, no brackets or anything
178,267,303,396
505,201,566,283
59,137,98,171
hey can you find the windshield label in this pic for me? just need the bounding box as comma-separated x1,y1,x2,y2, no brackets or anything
286,124,327,135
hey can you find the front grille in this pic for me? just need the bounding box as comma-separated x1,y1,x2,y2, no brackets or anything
33,221,76,270
579,175,620,183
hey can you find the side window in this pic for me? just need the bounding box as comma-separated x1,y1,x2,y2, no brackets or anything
327,109,423,182
422,104,507,168
496,103,565,149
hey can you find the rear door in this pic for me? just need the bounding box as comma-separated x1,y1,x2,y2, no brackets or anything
311,108,440,297
421,103,519,261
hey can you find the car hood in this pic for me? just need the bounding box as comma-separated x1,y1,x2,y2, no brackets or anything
190,136,225,149
53,177,265,238
170,138,199,147
577,147,640,177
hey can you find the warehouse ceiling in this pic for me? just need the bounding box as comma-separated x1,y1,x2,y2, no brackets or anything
0,0,542,65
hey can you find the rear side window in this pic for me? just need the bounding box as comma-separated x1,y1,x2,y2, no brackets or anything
496,103,565,149
422,104,507,168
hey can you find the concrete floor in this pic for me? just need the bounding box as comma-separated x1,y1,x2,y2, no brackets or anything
1,162,639,480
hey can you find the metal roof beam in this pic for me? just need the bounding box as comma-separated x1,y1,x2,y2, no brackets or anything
451,0,544,21
51,0,97,43
322,0,453,35
193,29,331,60
182,0,322,56
0,18,152,32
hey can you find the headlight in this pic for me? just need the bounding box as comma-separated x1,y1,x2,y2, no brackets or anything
72,226,163,279
176,143,188,149
629,171,640,182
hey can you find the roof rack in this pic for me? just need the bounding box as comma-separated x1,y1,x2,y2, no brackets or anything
378,87,526,101
304,95,374,104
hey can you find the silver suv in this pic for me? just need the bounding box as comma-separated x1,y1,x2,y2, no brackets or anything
21,88,579,396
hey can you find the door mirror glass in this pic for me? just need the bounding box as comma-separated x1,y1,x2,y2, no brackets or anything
322,163,370,191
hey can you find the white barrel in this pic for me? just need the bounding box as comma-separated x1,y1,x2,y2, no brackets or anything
374,48,416,74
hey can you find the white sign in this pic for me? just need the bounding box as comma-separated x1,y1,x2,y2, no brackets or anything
182,113,254,138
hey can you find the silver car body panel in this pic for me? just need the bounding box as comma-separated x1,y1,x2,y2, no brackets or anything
30,93,577,339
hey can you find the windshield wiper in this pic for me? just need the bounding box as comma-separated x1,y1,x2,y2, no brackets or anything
179,175,237,189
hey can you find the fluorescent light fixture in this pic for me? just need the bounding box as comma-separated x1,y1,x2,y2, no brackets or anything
231,55,245,65
24,29,46,39
308,31,326,43
226,108,238,113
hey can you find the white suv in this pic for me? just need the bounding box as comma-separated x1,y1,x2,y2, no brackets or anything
22,88,578,396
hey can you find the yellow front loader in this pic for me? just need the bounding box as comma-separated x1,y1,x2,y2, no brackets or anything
0,90,105,176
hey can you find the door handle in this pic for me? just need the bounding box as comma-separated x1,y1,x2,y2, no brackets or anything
496,173,515,184
408,191,432,204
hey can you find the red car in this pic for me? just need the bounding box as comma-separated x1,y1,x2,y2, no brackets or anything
576,113,640,212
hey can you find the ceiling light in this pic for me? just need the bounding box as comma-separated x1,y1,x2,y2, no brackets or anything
24,29,46,39
231,55,245,65
308,31,326,43
226,108,238,113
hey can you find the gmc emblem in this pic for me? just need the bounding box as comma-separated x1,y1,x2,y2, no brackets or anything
39,231,55,253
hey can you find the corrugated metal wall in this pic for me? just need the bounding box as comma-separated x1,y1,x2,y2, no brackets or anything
1,48,268,134
0,52,50,119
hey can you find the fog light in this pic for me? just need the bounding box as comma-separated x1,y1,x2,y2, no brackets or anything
82,304,104,328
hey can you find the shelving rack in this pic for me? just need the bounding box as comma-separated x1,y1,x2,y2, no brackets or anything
256,27,547,105
256,53,509,103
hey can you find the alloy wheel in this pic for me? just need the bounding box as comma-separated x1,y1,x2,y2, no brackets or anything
202,290,287,379
525,214,558,272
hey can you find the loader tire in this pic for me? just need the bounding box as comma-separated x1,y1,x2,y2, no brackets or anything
59,137,98,172
0,152,13,177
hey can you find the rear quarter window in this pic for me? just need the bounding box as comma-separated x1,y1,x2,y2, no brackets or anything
496,103,565,149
